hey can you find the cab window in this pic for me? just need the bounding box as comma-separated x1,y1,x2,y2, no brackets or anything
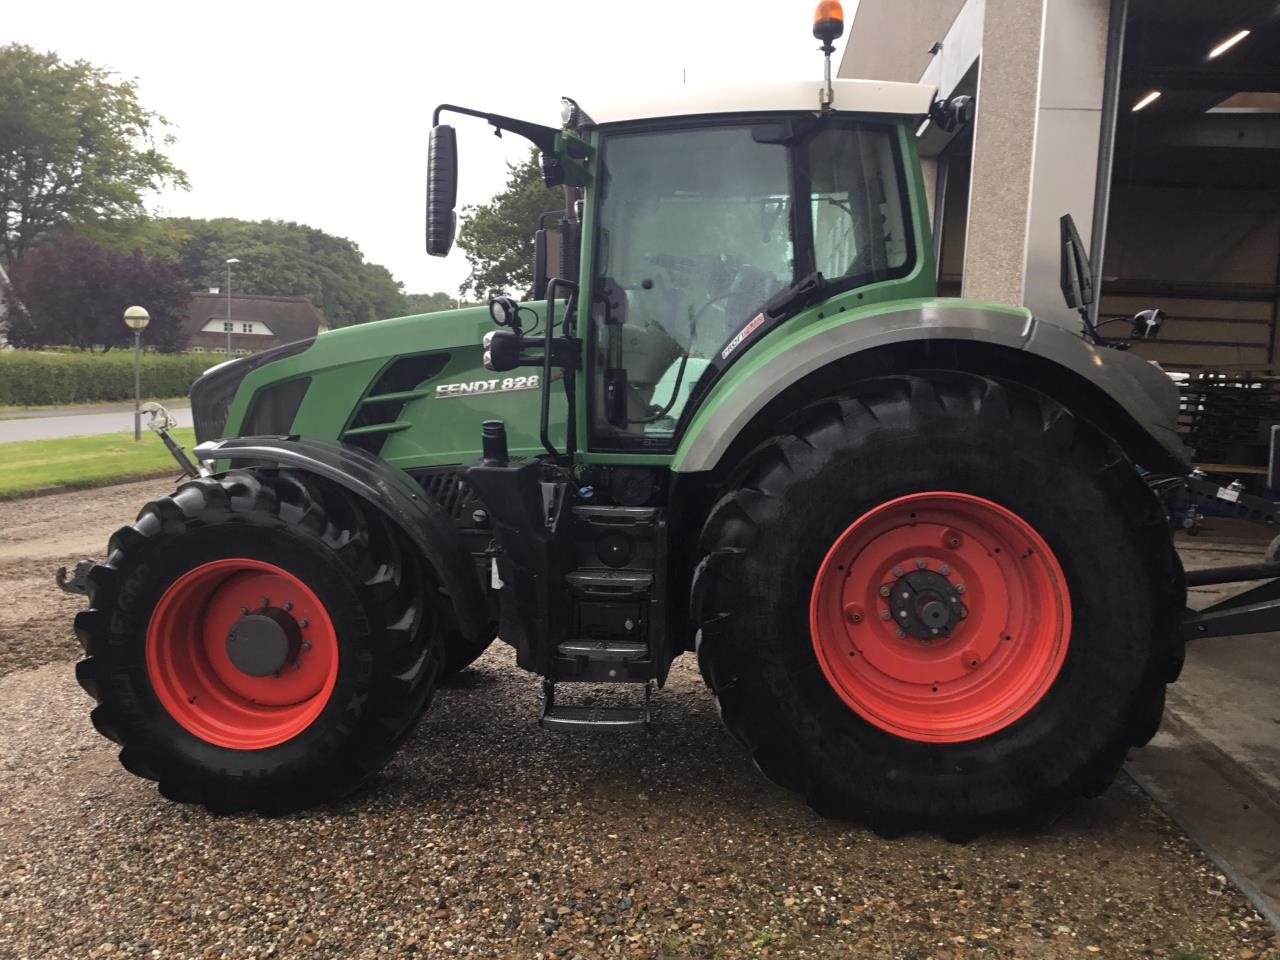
589,119,913,449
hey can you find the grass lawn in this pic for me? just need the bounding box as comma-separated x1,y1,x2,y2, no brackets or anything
0,428,196,498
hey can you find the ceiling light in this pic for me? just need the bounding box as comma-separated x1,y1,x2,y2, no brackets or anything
1132,90,1162,112
1209,29,1251,59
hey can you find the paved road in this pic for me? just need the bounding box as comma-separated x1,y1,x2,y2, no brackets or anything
0,402,192,443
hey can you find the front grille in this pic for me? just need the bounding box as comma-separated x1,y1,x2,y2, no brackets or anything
190,338,315,443
414,468,477,520
242,377,311,436
341,353,449,455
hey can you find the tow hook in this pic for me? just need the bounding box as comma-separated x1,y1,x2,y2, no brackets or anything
55,559,96,596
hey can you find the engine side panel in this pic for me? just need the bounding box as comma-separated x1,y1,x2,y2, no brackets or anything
218,305,566,469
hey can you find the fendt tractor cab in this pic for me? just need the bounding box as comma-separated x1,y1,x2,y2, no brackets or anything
61,4,1280,834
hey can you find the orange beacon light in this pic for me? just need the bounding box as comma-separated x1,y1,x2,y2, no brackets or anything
813,0,845,52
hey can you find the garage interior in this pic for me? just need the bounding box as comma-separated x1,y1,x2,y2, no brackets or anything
930,0,1280,476
1108,0,1280,474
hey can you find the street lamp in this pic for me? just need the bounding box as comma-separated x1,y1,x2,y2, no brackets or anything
225,258,241,358
123,305,151,441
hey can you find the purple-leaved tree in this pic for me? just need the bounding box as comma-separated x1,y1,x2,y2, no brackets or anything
8,236,192,352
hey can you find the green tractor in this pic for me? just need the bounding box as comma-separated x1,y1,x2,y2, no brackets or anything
67,11,1219,833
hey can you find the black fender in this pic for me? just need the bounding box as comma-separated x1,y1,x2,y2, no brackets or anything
673,304,1191,475
193,436,488,640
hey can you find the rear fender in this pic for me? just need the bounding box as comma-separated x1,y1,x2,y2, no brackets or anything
194,436,487,640
673,301,1190,475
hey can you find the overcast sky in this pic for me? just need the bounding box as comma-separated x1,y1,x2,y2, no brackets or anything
8,1,853,297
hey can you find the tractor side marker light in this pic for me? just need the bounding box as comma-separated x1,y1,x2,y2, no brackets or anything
1208,29,1250,60
1132,90,1161,112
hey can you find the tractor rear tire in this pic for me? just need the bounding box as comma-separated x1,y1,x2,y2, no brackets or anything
692,372,1183,834
74,469,444,814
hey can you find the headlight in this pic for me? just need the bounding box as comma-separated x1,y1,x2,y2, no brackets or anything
190,338,314,443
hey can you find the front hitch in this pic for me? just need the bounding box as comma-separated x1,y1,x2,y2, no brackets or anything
55,559,96,596
141,402,205,479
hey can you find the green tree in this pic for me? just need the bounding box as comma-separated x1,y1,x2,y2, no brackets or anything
456,150,562,300
403,291,460,314
160,218,406,327
0,44,188,268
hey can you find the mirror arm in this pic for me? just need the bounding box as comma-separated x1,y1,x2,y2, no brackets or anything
432,103,559,153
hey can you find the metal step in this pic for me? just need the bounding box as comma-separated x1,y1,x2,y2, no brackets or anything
557,639,648,660
565,569,654,594
541,703,649,731
539,680,652,732
554,639,651,682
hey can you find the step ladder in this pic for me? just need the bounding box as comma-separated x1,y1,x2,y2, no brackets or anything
539,676,653,732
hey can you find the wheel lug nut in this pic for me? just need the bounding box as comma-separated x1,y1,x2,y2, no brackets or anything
955,584,965,594
260,596,270,607
298,618,310,629
283,601,293,612
896,629,906,639
301,640,312,652
892,566,904,578
939,564,950,576
239,606,250,616
916,559,927,570
879,585,891,598
880,610,892,621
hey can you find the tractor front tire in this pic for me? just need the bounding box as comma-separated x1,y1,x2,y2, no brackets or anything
74,469,443,814
692,372,1182,834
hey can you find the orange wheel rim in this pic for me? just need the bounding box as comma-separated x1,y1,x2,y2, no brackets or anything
809,492,1071,743
145,559,339,750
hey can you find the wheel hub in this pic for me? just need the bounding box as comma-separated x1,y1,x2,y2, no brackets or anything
145,559,339,750
887,569,966,640
809,491,1072,743
226,607,302,677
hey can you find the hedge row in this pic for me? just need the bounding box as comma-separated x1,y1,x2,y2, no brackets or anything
0,350,217,406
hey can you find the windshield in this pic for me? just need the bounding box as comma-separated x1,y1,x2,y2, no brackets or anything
590,118,914,448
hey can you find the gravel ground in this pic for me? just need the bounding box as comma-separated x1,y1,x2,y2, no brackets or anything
0,481,1277,960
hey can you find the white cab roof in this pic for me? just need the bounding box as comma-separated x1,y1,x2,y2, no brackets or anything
582,79,936,127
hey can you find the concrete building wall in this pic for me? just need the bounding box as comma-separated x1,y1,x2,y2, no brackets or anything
1019,0,1111,324
842,0,1113,331
961,0,1046,310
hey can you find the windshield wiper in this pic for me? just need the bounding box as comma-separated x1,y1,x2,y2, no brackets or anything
763,271,826,320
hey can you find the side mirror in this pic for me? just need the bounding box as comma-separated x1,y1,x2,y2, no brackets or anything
532,211,580,300
426,124,458,257
1059,213,1095,312
533,214,563,301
